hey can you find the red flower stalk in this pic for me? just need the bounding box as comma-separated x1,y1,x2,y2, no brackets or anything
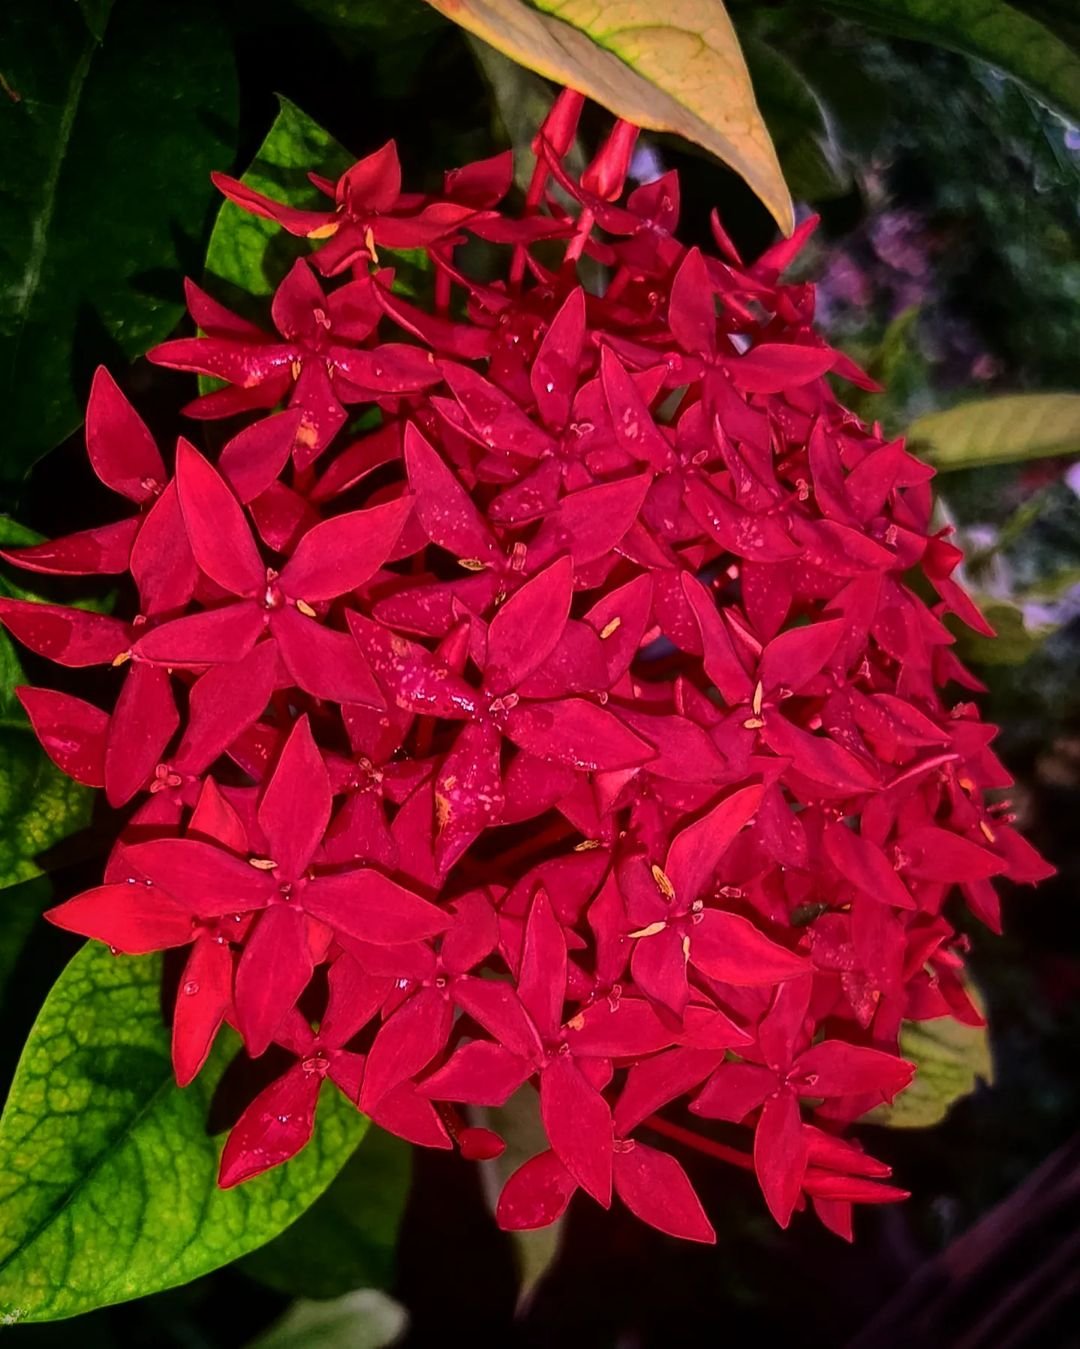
5,92,1053,1248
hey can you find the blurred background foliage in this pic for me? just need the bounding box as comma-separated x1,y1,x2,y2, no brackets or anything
1,0,1079,1344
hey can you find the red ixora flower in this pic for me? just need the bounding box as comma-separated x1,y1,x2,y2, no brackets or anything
3,86,1053,1248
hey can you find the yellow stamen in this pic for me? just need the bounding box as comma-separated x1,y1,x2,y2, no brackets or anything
295,600,318,618
628,921,667,939
600,617,622,640
249,857,277,871
651,864,675,900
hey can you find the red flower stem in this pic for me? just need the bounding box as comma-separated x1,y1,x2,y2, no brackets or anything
644,1115,755,1172
435,266,451,314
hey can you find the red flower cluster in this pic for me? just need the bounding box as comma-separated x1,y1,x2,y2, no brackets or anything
4,91,1051,1245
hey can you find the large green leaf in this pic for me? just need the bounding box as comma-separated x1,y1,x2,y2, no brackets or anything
0,0,238,480
868,1013,994,1128
816,0,1080,122
907,392,1080,470
242,1126,411,1300
0,945,367,1323
204,96,353,314
423,0,794,233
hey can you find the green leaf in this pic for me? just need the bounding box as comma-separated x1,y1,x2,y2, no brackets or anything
740,36,849,202
204,96,353,315
907,392,1080,470
423,0,794,233
0,0,238,479
290,0,440,36
0,876,52,996
952,598,1054,665
242,1126,411,1300
0,945,367,1323
816,0,1080,123
868,1012,994,1128
247,1289,407,1349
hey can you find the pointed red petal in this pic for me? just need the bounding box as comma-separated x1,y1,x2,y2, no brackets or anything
218,1063,322,1187
281,496,412,602
496,1150,577,1231
105,663,179,806
16,687,108,786
665,783,764,904
0,518,139,577
45,885,192,953
86,367,166,501
173,938,232,1087
419,1039,532,1106
540,1054,613,1206
754,1091,807,1228
175,439,262,596
614,1142,715,1243
272,607,385,707
690,910,808,986
259,716,331,878
0,599,128,667
485,556,573,695
234,905,314,1056
303,870,450,944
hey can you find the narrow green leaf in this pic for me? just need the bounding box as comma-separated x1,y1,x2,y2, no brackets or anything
247,1289,407,1349
907,392,1080,470
204,96,353,314
953,599,1053,665
242,1126,411,1300
868,1012,993,1128
0,0,238,478
740,37,849,202
817,0,1080,122
0,945,367,1323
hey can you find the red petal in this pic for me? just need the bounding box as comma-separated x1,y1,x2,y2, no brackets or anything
690,910,808,986
792,1041,914,1100
614,1142,715,1243
669,248,718,357
303,870,450,944
282,496,413,603
129,481,199,617
175,439,262,596
105,664,179,806
212,171,335,236
420,1039,533,1105
133,602,263,667
615,1048,725,1135
666,783,764,904
121,838,271,915
175,640,279,774
531,288,585,430
486,556,573,695
503,698,653,772
16,686,107,786
218,1063,322,1187
568,997,677,1058
0,598,128,667
172,938,232,1087
403,422,500,564
258,716,331,878
754,1090,807,1227
272,607,385,707
0,518,138,577
234,905,314,1055
630,924,689,1019
900,826,1006,882
540,1054,613,1206
189,777,248,851
824,822,915,911
496,1150,577,1231
690,1062,775,1122
46,885,193,953
219,408,303,503
441,362,554,460
682,573,754,704
85,367,165,502
434,721,505,872
758,617,845,695
459,1126,505,1161
360,986,454,1110
517,888,566,1042
724,344,835,394
533,473,651,566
